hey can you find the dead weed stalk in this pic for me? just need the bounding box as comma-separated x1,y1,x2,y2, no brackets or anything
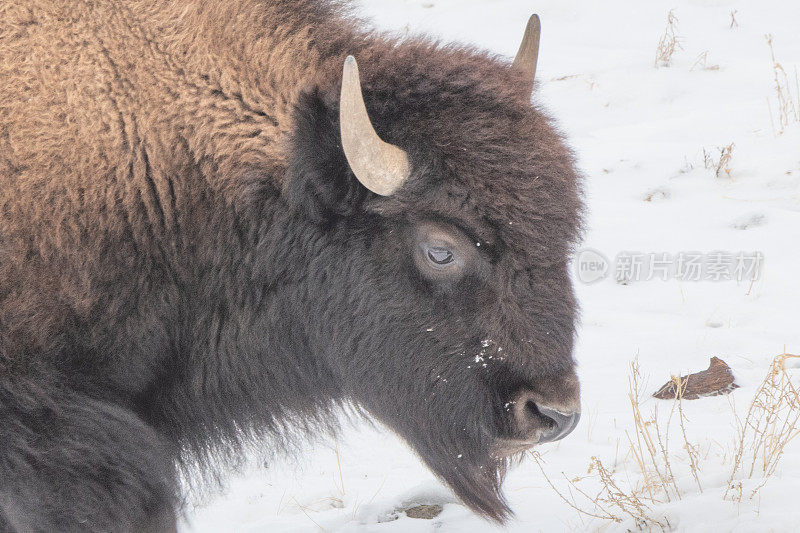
703,143,735,178
627,360,679,502
670,374,703,493
726,352,800,501
530,452,669,530
655,10,681,68
533,353,800,528
766,35,800,133
691,51,719,72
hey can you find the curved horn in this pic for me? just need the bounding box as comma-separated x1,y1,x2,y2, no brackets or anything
339,56,410,196
512,14,541,90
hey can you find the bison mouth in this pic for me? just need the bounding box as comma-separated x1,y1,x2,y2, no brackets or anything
404,392,580,523
490,409,581,460
491,438,541,460
353,334,580,522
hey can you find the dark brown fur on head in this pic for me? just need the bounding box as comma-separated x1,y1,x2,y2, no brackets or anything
0,0,582,529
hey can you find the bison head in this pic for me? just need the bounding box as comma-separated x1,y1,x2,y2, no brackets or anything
284,15,581,521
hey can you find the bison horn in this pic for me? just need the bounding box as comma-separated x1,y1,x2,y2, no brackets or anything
340,56,411,196
512,14,541,90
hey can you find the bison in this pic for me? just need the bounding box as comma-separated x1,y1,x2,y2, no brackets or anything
0,0,583,530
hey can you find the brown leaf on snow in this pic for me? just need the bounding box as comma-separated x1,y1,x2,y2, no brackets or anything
653,357,739,400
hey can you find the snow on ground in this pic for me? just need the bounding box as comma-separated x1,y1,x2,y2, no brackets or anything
183,1,800,531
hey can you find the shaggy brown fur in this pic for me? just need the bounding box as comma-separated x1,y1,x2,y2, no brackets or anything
0,1,583,530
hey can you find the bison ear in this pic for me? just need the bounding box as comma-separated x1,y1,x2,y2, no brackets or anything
285,87,367,223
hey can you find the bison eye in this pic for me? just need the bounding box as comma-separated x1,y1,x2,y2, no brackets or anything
427,248,454,265
412,222,474,281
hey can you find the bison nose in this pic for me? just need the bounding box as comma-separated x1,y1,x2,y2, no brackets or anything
536,406,581,443
508,390,581,444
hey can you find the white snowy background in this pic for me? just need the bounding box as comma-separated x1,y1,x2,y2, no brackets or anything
182,1,800,531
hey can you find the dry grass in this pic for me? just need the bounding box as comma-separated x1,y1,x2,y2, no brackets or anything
530,452,670,530
766,35,800,134
654,10,681,68
690,51,719,72
334,439,346,495
530,452,620,524
726,352,800,501
533,353,800,529
703,143,735,178
529,361,678,530
670,374,703,493
626,360,678,502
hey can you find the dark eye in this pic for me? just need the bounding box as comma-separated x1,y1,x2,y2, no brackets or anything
413,223,471,280
427,248,454,265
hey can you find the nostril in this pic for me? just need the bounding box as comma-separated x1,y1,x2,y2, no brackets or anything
505,389,580,444
524,400,556,432
537,406,581,443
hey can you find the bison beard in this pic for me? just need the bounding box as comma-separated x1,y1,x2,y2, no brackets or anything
0,0,582,530
364,358,517,522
